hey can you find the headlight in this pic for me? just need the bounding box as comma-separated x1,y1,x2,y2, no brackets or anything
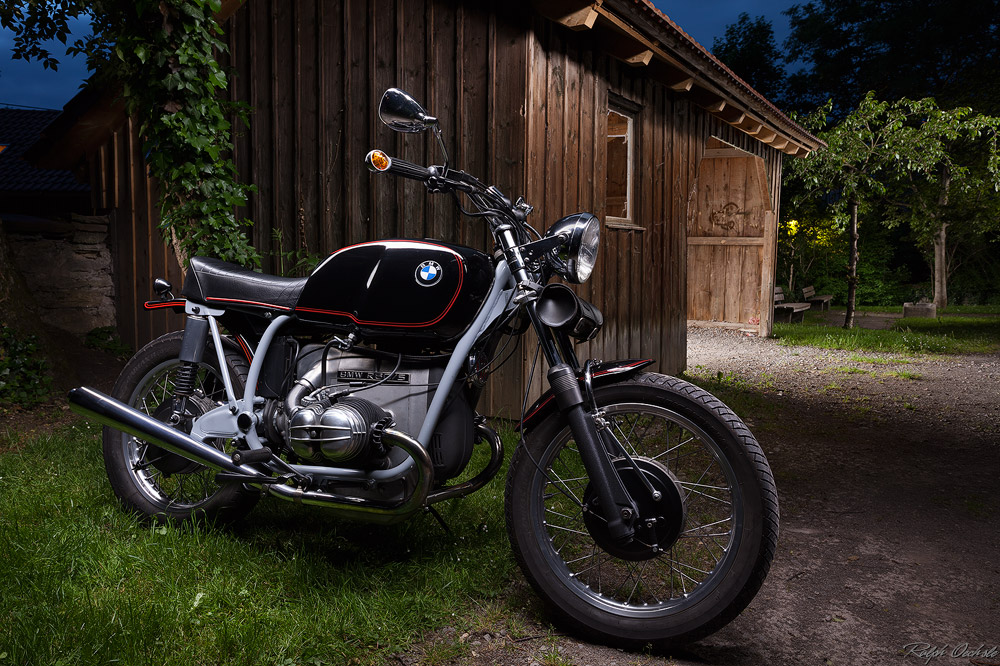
544,213,601,283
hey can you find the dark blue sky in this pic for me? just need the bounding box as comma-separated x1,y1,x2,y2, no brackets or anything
0,2,791,111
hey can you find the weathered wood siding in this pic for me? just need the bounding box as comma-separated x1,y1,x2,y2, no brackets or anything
223,0,530,414
520,17,784,403
89,119,184,349
88,0,786,415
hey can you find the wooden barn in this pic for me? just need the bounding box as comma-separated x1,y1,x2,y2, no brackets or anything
27,0,822,412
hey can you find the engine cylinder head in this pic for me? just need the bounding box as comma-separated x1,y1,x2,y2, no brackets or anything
287,398,389,463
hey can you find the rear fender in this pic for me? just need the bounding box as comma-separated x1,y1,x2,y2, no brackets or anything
516,359,654,434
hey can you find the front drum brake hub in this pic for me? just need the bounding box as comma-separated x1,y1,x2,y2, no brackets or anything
582,457,687,561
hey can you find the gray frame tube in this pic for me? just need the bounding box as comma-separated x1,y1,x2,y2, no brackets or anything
417,260,512,445
288,260,513,482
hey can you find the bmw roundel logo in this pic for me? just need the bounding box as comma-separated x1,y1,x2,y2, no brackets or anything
415,260,443,287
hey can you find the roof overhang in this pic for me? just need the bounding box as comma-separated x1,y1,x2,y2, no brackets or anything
533,0,825,156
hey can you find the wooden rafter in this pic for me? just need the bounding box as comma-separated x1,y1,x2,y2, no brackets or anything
532,0,601,30
593,24,654,66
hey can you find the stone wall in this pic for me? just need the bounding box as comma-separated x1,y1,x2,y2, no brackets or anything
3,214,116,335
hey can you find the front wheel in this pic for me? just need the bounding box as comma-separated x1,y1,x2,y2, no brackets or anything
505,373,778,648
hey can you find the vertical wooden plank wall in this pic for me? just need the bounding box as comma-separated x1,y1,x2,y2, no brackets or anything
224,0,529,415
523,18,705,409
90,121,184,350
90,0,788,416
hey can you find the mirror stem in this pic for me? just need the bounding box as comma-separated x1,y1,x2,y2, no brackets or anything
433,125,450,173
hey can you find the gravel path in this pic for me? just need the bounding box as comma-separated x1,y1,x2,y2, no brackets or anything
686,325,1000,435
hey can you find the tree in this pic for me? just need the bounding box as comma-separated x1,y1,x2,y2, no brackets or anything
783,0,1000,116
0,0,257,267
711,13,787,104
788,93,1000,317
879,99,1000,308
785,95,904,328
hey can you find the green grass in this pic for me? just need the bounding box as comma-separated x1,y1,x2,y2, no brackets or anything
846,354,912,365
849,305,1000,315
683,367,777,425
773,316,1000,354
0,420,518,666
883,370,922,380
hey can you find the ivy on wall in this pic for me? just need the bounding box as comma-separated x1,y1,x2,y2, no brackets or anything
2,0,258,267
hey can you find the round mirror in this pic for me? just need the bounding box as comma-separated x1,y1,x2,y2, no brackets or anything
379,88,437,133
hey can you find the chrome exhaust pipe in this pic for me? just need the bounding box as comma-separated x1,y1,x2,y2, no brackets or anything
67,386,271,481
70,387,437,524
426,423,504,504
264,427,435,525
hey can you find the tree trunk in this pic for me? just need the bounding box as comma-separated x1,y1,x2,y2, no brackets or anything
933,223,948,309
844,200,859,329
932,168,952,310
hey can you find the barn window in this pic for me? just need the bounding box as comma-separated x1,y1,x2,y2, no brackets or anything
605,105,642,230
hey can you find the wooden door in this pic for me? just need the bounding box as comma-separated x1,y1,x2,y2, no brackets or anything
686,141,777,336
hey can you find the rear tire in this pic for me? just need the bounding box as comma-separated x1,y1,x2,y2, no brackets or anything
102,331,259,525
505,372,778,647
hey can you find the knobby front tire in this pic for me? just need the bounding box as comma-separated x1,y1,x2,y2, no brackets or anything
504,372,778,648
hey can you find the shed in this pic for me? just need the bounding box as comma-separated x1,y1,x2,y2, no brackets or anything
26,0,822,411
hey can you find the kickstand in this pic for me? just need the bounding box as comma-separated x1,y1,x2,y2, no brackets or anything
424,505,451,534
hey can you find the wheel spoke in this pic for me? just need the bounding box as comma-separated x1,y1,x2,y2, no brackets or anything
523,398,751,615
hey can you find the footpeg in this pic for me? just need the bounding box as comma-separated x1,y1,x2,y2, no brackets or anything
231,447,273,465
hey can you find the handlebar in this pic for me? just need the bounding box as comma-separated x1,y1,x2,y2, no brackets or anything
365,148,533,231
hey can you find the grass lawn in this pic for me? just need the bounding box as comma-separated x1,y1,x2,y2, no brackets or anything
0,420,520,666
773,316,1000,354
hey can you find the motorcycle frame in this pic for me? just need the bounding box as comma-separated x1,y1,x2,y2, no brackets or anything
184,260,516,485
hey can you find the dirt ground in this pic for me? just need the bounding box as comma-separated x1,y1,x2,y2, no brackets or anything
403,319,999,666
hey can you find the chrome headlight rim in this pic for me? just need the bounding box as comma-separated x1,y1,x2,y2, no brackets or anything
544,212,601,284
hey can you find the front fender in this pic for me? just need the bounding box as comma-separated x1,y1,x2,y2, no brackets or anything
516,358,654,434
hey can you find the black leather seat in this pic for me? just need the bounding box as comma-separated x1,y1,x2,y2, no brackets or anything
182,257,308,312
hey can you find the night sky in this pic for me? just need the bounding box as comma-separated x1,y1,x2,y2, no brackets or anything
0,2,792,111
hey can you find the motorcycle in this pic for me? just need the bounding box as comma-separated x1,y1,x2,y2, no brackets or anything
68,88,778,648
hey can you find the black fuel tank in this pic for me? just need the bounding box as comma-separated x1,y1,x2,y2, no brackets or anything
294,240,494,350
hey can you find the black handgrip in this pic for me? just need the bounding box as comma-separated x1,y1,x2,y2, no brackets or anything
388,157,433,181
366,149,431,182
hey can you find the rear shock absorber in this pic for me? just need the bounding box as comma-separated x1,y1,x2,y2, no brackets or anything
173,316,211,403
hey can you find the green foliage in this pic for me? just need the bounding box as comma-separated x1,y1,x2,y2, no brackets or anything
782,0,1000,117
0,422,518,665
784,93,1000,311
1,0,258,267
0,325,51,406
270,228,322,278
84,325,133,360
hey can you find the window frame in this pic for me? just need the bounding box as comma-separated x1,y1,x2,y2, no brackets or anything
605,95,644,232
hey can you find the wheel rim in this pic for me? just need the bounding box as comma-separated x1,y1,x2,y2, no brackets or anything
120,358,233,512
528,402,744,618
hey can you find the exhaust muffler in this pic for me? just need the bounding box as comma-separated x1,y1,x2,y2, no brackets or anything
68,386,271,480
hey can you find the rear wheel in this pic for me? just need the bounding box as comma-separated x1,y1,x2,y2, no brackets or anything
505,373,778,647
102,331,259,524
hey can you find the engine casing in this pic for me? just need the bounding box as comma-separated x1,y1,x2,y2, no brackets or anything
281,345,474,479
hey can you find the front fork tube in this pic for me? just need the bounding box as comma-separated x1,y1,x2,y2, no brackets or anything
547,363,638,543
525,301,638,542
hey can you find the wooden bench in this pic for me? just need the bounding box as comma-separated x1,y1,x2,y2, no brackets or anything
802,285,833,311
774,287,811,323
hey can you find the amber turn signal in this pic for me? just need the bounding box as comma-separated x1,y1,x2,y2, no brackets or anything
366,149,391,172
